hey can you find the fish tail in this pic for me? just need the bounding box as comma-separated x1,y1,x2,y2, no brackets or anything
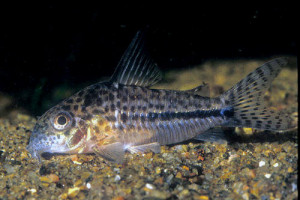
220,57,294,131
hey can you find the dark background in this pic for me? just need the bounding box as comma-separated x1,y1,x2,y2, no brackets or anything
0,4,297,116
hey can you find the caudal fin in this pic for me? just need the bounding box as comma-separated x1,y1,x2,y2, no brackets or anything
220,57,294,131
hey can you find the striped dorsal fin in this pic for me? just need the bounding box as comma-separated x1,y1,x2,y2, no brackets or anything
110,31,162,87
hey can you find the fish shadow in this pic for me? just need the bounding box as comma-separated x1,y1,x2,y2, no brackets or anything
168,128,297,147
41,152,94,160
228,130,298,144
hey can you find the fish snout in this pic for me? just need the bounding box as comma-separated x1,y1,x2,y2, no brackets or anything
27,130,70,161
26,133,48,162
26,142,43,162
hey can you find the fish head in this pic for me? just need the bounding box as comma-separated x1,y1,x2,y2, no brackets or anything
27,100,90,161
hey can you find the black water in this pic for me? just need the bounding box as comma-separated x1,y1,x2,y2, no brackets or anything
0,5,297,115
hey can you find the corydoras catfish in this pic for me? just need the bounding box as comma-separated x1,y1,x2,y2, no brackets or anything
27,31,295,163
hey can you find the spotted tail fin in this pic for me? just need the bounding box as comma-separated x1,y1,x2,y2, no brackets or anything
220,57,294,131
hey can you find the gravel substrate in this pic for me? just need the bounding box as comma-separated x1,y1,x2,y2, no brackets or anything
0,57,297,199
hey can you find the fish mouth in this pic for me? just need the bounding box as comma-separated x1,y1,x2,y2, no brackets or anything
27,142,71,162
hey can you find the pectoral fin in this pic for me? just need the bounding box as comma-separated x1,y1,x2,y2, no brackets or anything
127,142,161,154
92,142,125,163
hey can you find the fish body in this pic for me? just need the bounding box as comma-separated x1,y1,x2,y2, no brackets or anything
27,32,294,163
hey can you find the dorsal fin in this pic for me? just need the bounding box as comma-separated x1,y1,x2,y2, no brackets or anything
186,82,210,97
109,31,162,87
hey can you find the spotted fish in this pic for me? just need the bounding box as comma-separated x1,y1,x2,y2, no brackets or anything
27,31,295,163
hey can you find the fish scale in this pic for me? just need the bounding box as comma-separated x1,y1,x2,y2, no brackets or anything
27,31,295,163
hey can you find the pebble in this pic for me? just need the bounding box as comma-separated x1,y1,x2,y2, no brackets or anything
86,182,91,189
155,167,161,174
242,192,250,200
195,195,209,200
259,161,266,167
287,167,293,173
67,187,80,198
264,174,271,179
112,197,125,200
4,164,16,174
145,183,155,190
114,175,121,182
48,174,59,183
166,174,174,184
113,168,120,173
291,182,297,192
179,189,190,197
273,163,279,168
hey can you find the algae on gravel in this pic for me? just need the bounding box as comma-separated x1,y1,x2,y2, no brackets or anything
0,57,297,199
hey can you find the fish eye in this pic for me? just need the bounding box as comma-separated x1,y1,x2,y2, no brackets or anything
53,112,72,130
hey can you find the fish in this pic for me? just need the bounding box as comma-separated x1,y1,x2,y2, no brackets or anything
26,31,295,163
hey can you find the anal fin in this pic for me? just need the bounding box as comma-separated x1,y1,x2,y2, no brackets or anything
193,127,229,144
92,142,125,163
127,142,161,154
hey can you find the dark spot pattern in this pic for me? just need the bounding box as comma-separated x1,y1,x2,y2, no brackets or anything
73,105,79,111
109,93,114,101
61,105,71,111
96,98,103,106
83,97,93,107
83,114,93,120
76,98,82,103
121,113,128,123
110,104,116,112
66,99,74,104
116,101,121,109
